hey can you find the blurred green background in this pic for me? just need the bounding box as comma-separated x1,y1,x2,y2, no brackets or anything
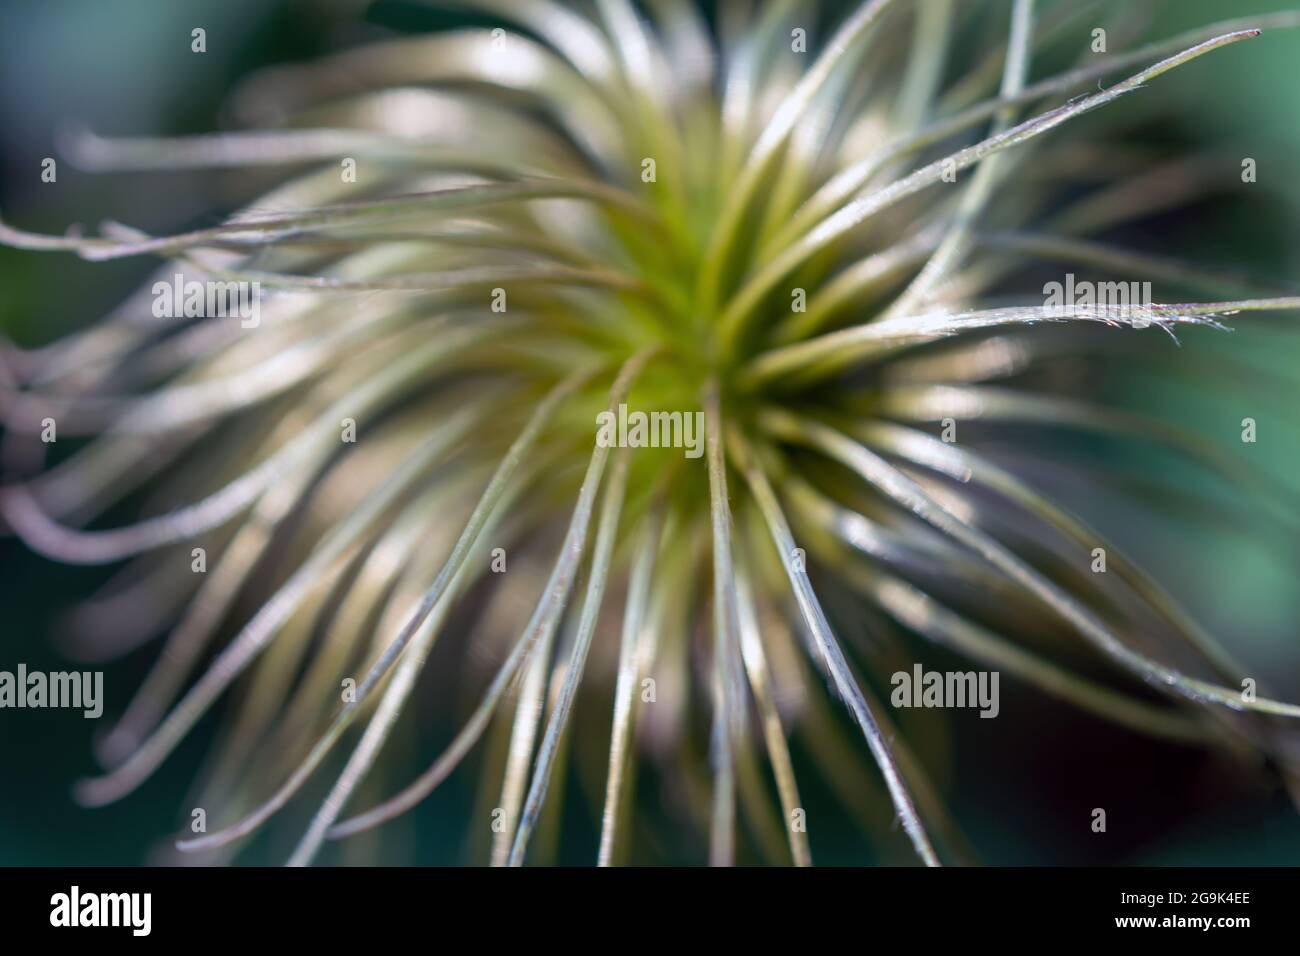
1,0,1299,865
